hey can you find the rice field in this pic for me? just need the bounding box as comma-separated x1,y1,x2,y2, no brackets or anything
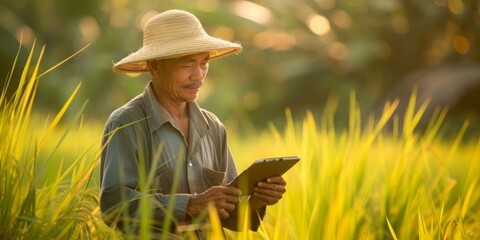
1,43,479,239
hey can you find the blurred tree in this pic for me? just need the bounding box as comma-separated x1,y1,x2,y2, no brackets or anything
1,0,479,133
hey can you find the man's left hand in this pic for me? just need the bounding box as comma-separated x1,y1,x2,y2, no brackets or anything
250,176,286,210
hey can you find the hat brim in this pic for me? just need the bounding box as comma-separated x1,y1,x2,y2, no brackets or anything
112,36,242,73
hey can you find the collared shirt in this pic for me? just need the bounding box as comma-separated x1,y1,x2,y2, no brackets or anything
100,82,262,235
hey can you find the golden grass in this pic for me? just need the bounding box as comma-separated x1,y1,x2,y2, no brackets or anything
0,41,114,239
1,42,479,239
225,94,480,239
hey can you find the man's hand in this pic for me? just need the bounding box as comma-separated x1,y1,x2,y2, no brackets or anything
187,186,241,219
250,176,287,210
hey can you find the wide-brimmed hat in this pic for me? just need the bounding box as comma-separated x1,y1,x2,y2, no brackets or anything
112,9,242,73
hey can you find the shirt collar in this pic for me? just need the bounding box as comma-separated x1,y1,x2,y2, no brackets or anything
144,81,209,135
188,101,209,138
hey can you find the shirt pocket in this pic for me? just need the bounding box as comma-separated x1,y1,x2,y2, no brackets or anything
155,170,174,194
202,167,226,187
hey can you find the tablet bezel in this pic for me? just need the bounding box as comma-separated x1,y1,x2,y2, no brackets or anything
227,156,300,196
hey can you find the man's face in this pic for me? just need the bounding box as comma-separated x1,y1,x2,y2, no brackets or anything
153,52,209,103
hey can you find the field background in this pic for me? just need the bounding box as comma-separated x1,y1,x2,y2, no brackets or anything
2,0,480,239
4,69,479,238
29,99,480,239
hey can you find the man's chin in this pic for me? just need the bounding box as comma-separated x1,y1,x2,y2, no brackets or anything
183,94,199,102
185,89,199,99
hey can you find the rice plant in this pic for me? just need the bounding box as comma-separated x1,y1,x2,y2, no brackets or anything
1,41,479,239
0,41,115,239
225,93,480,239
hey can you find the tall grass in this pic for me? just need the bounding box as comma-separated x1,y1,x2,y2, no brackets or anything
0,41,115,239
1,41,479,239
225,92,480,239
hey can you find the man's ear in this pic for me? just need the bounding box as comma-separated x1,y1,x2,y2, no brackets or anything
147,60,158,76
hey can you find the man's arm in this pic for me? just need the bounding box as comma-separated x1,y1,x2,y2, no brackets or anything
100,119,191,231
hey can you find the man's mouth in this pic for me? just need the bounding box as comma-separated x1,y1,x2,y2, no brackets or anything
184,82,202,89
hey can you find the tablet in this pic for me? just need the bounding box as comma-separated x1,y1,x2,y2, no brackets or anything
228,156,300,196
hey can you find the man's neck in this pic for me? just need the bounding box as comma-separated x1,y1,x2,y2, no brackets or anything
153,88,191,141
155,93,189,119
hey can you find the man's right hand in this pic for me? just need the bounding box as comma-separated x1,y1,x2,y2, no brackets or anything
186,186,241,219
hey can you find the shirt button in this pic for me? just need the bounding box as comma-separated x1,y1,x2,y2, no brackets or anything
188,162,193,167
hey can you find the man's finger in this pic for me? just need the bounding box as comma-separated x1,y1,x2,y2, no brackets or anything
266,176,287,185
218,209,230,219
223,202,236,212
225,194,239,204
223,186,242,196
254,187,284,198
215,199,236,211
253,192,279,205
257,182,286,193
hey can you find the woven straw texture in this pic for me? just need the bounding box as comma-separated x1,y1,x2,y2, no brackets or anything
113,10,242,73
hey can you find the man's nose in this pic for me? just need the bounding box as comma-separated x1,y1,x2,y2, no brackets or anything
191,66,206,80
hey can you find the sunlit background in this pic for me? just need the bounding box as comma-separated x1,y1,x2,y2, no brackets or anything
1,0,479,136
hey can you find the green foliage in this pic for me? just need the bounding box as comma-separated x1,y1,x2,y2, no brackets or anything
0,42,115,239
2,0,479,131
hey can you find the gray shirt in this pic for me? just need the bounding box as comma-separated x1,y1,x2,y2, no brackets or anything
100,82,263,235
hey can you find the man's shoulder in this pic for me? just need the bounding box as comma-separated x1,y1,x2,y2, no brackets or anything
107,94,147,126
199,108,223,126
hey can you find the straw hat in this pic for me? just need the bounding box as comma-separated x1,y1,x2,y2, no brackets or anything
112,9,242,73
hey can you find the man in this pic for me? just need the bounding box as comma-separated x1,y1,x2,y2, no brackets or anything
100,9,287,238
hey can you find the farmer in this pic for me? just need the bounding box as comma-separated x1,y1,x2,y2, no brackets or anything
99,9,287,238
